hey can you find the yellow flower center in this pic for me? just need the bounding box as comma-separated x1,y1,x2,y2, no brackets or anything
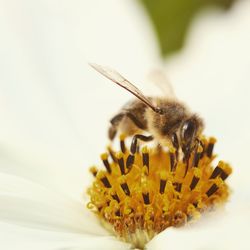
87,135,232,249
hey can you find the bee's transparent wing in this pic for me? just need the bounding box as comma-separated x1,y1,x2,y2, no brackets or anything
147,69,176,99
90,63,159,112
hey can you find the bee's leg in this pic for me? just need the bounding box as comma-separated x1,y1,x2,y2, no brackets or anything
109,113,125,140
171,133,179,160
130,134,154,154
126,134,153,168
126,113,146,130
109,111,146,140
182,146,190,163
195,138,204,151
194,138,205,159
108,126,117,140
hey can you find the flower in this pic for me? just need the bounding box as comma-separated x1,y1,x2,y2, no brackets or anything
87,135,232,249
0,0,250,249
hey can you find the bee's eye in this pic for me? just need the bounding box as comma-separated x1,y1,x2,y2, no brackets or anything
181,119,196,143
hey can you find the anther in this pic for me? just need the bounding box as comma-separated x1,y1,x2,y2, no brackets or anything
206,137,216,158
126,154,135,168
190,168,201,190
192,145,203,168
100,176,112,188
120,182,130,196
192,153,200,168
206,184,219,197
169,152,176,172
159,179,167,194
111,193,120,203
183,145,191,164
108,147,117,163
174,182,182,192
119,134,126,154
209,166,223,179
89,166,98,177
142,147,149,171
209,161,230,180
117,152,125,175
220,171,228,181
190,176,199,190
142,192,150,205
115,209,121,217
101,153,111,174
193,202,198,208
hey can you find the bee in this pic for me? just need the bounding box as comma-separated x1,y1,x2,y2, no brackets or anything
90,63,204,162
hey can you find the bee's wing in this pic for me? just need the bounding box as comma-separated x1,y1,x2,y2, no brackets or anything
147,69,176,99
90,63,159,112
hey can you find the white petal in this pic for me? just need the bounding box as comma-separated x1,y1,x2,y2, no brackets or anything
0,0,160,198
0,0,90,195
0,222,128,250
0,172,107,236
0,142,98,201
148,201,250,250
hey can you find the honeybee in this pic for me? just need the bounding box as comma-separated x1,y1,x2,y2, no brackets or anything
90,63,204,160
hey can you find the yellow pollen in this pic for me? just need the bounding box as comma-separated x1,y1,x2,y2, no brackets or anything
87,135,232,249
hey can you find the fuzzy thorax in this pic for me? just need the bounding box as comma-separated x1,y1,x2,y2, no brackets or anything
87,135,232,249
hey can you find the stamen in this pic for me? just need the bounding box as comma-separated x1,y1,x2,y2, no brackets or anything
192,144,203,167
115,209,121,217
206,178,224,197
100,176,111,188
189,177,198,190
209,161,231,180
117,152,125,175
111,193,120,203
121,182,131,196
126,154,135,168
206,184,219,197
108,146,117,163
142,147,149,171
101,153,111,173
190,168,201,190
174,182,182,192
142,192,150,205
120,134,126,154
169,150,176,172
159,172,167,194
89,166,98,177
87,134,232,249
160,179,167,194
206,137,216,158
98,172,112,188
220,170,228,181
209,165,223,179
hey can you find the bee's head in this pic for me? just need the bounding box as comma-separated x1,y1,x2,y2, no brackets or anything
180,115,204,153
